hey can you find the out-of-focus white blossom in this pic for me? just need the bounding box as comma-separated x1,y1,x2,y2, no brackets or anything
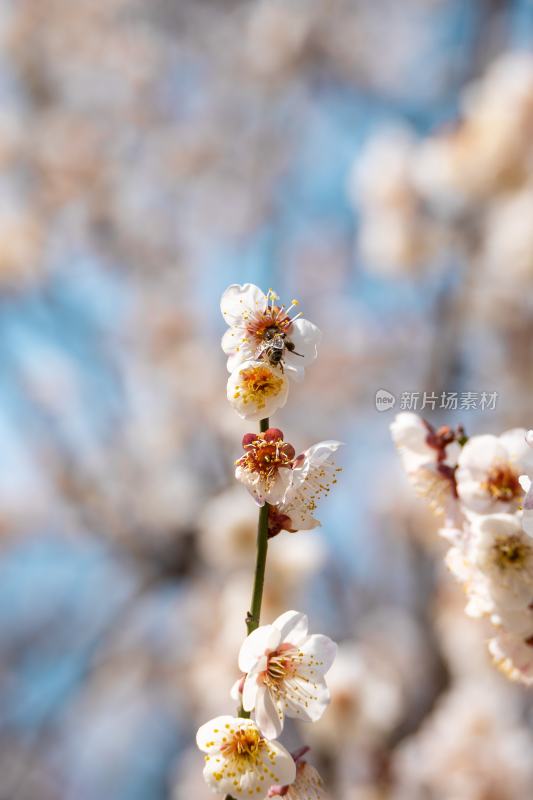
350,127,440,275
390,413,460,518
456,429,532,516
392,679,533,800
308,641,404,749
198,487,258,571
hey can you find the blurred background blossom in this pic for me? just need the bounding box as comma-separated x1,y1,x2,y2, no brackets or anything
1,0,533,798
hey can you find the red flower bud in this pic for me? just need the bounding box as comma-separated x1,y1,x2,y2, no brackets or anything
242,433,257,449
263,427,284,442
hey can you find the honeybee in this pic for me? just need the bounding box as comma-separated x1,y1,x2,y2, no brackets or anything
256,326,303,371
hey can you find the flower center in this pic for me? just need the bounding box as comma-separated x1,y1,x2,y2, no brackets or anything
483,464,522,501
221,728,264,762
492,534,531,570
247,312,292,340
237,433,295,498
262,645,298,690
236,364,284,409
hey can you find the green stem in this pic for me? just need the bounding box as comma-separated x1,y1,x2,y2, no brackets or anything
239,417,270,724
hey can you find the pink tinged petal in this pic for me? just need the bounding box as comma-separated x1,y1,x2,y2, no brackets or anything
220,283,267,326
239,624,281,673
254,683,284,739
273,610,309,645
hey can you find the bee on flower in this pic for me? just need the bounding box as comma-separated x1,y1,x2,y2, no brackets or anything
237,610,337,739
221,283,321,380
196,715,295,800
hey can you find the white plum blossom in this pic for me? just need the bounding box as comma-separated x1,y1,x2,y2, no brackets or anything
196,715,295,800
235,428,296,506
268,441,343,536
456,428,533,516
239,610,337,739
221,283,321,381
227,359,289,421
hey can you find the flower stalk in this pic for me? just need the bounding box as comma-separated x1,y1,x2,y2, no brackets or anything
239,416,270,724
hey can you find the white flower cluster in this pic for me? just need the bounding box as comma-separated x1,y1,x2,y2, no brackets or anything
391,412,533,684
351,52,533,288
195,284,342,799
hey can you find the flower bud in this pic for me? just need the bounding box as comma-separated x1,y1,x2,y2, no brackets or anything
264,427,284,442
242,433,258,450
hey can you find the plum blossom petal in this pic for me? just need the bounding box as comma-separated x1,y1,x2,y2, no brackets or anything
239,624,281,673
274,610,309,645
254,683,283,739
282,319,322,382
272,441,343,533
221,283,268,326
